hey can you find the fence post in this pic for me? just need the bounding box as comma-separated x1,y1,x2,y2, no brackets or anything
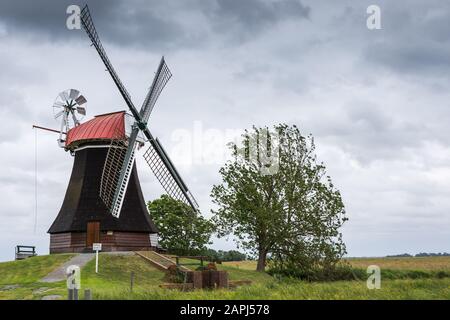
84,289,92,300
130,272,134,292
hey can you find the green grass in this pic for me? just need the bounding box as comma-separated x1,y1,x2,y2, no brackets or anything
92,277,450,300
80,254,273,299
0,254,74,284
0,282,69,300
0,254,75,300
1,254,450,300
82,254,165,293
85,255,450,300
223,260,261,271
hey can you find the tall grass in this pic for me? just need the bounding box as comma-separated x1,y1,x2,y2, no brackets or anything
346,256,450,271
92,278,450,300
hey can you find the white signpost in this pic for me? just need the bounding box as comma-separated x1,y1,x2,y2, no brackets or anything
93,243,102,273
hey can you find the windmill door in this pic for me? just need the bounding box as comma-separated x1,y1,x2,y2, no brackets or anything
86,221,100,248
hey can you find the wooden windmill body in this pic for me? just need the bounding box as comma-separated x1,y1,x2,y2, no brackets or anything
48,112,159,253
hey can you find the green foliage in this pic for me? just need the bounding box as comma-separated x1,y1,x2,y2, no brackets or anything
211,124,347,273
199,248,247,262
415,252,450,257
268,263,362,282
148,195,214,255
166,265,186,283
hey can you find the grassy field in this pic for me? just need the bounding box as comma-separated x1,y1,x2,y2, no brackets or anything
0,254,75,299
1,254,449,300
224,256,450,272
346,256,450,271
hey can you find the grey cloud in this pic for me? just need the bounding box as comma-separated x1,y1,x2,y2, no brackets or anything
0,0,310,50
0,0,193,50
210,0,310,39
0,0,98,41
362,1,450,78
310,101,429,165
365,41,450,76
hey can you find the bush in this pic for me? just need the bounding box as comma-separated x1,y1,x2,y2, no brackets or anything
166,264,186,283
196,248,247,263
268,264,364,282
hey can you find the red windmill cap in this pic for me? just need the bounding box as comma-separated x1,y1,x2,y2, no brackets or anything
65,111,126,149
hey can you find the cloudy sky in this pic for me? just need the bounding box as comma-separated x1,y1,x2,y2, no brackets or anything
0,0,449,261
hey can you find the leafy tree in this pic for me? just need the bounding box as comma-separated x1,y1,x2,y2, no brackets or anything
219,250,247,262
211,124,347,273
148,195,214,255
199,248,247,262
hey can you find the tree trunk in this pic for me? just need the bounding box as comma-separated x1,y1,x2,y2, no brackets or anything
256,248,268,272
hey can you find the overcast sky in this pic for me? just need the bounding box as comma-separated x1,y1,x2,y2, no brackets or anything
0,0,449,261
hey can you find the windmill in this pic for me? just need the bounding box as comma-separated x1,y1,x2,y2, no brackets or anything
45,5,198,253
79,5,199,218
53,89,87,147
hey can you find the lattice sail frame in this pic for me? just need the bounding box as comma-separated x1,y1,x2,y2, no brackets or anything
80,6,135,115
143,140,199,209
100,124,141,218
140,58,172,124
100,127,126,214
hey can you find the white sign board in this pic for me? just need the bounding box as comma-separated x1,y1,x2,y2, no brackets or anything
93,243,102,273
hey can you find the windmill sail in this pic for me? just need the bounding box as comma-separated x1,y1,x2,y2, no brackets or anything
112,129,139,218
100,137,127,214
100,126,139,218
140,57,172,123
80,5,140,119
81,4,199,216
69,89,80,100
143,138,199,211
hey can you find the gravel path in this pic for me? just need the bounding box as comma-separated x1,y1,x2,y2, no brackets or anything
41,253,95,283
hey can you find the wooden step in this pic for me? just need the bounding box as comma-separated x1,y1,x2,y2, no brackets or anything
135,251,189,272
